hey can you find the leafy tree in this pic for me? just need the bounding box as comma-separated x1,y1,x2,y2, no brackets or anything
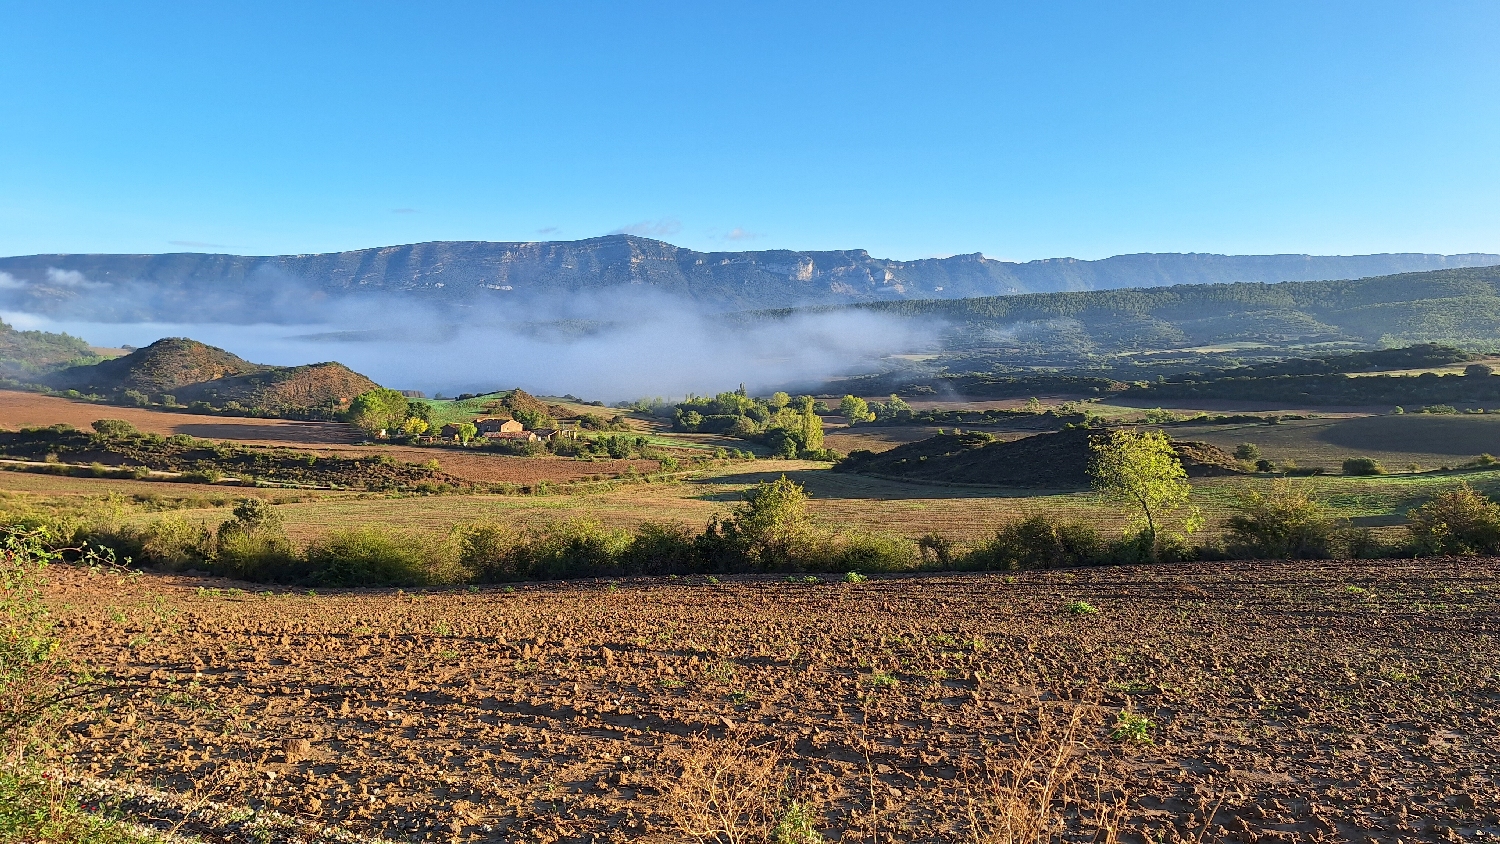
1465,363,1495,377
798,400,824,452
840,395,874,423
768,391,791,410
401,417,430,437
1233,442,1261,461
1089,429,1200,556
213,499,294,580
456,422,478,445
346,388,410,434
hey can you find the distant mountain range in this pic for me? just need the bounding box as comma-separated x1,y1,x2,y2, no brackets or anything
0,235,1496,321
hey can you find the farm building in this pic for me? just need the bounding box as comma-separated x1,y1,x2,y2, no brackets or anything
475,417,524,434
485,430,539,442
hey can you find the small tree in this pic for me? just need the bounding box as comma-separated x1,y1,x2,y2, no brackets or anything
401,417,430,438
456,422,478,445
1233,442,1261,461
767,391,791,410
1464,363,1494,377
1089,430,1200,557
839,395,874,424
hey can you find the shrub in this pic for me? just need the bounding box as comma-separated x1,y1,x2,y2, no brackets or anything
90,419,137,437
963,515,1103,570
1233,442,1261,461
620,522,699,575
1406,483,1500,555
1223,480,1336,559
455,521,523,581
212,499,298,581
134,516,212,570
516,520,632,579
827,531,919,573
307,525,464,586
1342,457,1385,476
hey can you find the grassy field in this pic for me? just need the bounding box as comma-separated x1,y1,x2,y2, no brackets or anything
8,447,1499,552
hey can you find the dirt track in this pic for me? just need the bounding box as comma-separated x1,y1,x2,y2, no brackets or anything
46,559,1500,842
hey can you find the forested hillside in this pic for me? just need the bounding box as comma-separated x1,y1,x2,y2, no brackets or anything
788,265,1500,366
0,319,103,380
0,236,1494,319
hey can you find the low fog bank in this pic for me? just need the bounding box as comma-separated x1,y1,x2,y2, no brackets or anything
2,288,941,401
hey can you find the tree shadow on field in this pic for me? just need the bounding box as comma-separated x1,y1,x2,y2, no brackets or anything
687,466,1077,502
172,421,362,445
1316,415,1500,457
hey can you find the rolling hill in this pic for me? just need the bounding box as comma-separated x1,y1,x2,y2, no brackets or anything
0,236,1494,320
45,338,379,416
838,428,1240,488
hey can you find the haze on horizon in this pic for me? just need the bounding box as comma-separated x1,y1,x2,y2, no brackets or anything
2,2,1498,263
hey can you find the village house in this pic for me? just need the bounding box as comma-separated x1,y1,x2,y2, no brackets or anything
474,417,524,434
485,430,539,442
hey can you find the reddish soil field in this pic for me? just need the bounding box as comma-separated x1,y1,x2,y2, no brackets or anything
45,559,1499,843
0,390,361,446
0,391,658,485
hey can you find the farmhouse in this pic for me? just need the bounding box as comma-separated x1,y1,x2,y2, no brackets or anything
485,430,539,442
475,417,524,434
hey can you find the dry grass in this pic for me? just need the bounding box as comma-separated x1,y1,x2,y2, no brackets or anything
957,705,1125,844
665,736,799,844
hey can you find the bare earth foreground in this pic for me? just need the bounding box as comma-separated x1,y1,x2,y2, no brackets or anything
44,560,1497,843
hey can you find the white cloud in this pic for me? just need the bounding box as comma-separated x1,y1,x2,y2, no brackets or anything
0,272,27,290
609,218,682,238
725,227,762,242
45,267,107,289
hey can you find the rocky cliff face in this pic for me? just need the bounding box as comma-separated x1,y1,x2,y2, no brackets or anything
1,235,1496,322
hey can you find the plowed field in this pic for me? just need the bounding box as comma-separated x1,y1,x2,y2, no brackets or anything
45,559,1499,843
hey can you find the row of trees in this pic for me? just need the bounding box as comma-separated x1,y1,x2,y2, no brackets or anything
673,389,830,459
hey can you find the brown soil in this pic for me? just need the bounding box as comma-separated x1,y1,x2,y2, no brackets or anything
46,559,1499,842
0,390,362,446
0,391,658,484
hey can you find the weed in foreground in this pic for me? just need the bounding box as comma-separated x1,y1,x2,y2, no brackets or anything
958,704,1128,844
1111,711,1155,745
664,735,820,844
1065,600,1098,616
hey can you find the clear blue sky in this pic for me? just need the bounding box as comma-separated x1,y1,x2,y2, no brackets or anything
2,1,1497,261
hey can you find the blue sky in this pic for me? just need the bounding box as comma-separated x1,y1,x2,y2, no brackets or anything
1,1,1497,261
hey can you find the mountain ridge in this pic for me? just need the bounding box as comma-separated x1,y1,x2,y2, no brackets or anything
0,235,1495,321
